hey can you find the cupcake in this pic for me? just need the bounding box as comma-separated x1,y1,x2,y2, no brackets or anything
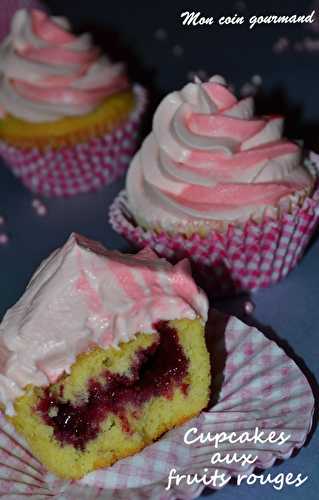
110,75,319,295
0,233,210,479
0,9,146,196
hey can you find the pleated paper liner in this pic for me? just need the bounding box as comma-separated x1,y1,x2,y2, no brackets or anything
109,158,319,296
0,311,314,499
0,85,147,197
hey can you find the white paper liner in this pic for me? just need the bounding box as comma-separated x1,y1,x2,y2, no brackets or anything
0,311,314,499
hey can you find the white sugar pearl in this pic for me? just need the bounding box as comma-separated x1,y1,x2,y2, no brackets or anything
240,82,256,97
32,198,41,208
251,74,262,86
36,205,47,216
209,75,227,85
244,300,255,315
235,1,246,11
154,28,167,40
172,44,184,56
273,37,290,53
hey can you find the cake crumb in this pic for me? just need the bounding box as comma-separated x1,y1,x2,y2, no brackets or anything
48,406,58,418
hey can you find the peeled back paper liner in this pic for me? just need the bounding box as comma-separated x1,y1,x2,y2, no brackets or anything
0,311,314,499
0,85,147,198
109,158,319,295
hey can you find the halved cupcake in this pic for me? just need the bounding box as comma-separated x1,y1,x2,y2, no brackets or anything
0,234,210,479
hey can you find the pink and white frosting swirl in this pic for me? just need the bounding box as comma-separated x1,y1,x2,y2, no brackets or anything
0,9,129,122
0,234,208,413
126,75,314,227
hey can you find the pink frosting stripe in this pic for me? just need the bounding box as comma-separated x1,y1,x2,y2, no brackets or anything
19,45,99,66
166,182,301,211
186,141,300,169
13,75,128,105
106,258,145,301
170,260,201,308
202,81,237,110
35,72,86,88
76,272,104,314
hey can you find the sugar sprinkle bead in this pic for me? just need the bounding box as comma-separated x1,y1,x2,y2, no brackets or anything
36,205,47,216
172,44,184,56
235,0,246,11
295,37,319,53
154,28,167,41
251,74,262,86
273,37,290,54
240,82,257,97
32,198,47,216
0,233,9,245
244,300,255,315
31,198,41,209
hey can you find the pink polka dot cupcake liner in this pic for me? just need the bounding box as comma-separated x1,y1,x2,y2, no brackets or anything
109,158,319,296
0,85,147,197
0,312,314,498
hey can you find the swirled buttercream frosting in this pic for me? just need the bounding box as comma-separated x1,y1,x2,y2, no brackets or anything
126,75,314,229
0,234,208,413
0,9,129,122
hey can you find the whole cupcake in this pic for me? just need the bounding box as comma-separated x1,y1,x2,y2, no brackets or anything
0,9,146,196
110,75,319,295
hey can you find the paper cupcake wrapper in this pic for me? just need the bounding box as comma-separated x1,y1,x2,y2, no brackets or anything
109,160,319,295
0,85,147,197
0,311,314,499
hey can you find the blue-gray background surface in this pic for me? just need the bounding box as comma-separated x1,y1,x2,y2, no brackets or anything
0,0,318,499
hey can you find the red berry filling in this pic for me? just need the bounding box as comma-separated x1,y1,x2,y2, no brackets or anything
36,321,189,450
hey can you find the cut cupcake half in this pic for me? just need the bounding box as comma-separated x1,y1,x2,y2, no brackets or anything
0,233,210,479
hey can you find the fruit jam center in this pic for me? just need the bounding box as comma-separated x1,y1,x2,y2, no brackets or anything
37,321,189,450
